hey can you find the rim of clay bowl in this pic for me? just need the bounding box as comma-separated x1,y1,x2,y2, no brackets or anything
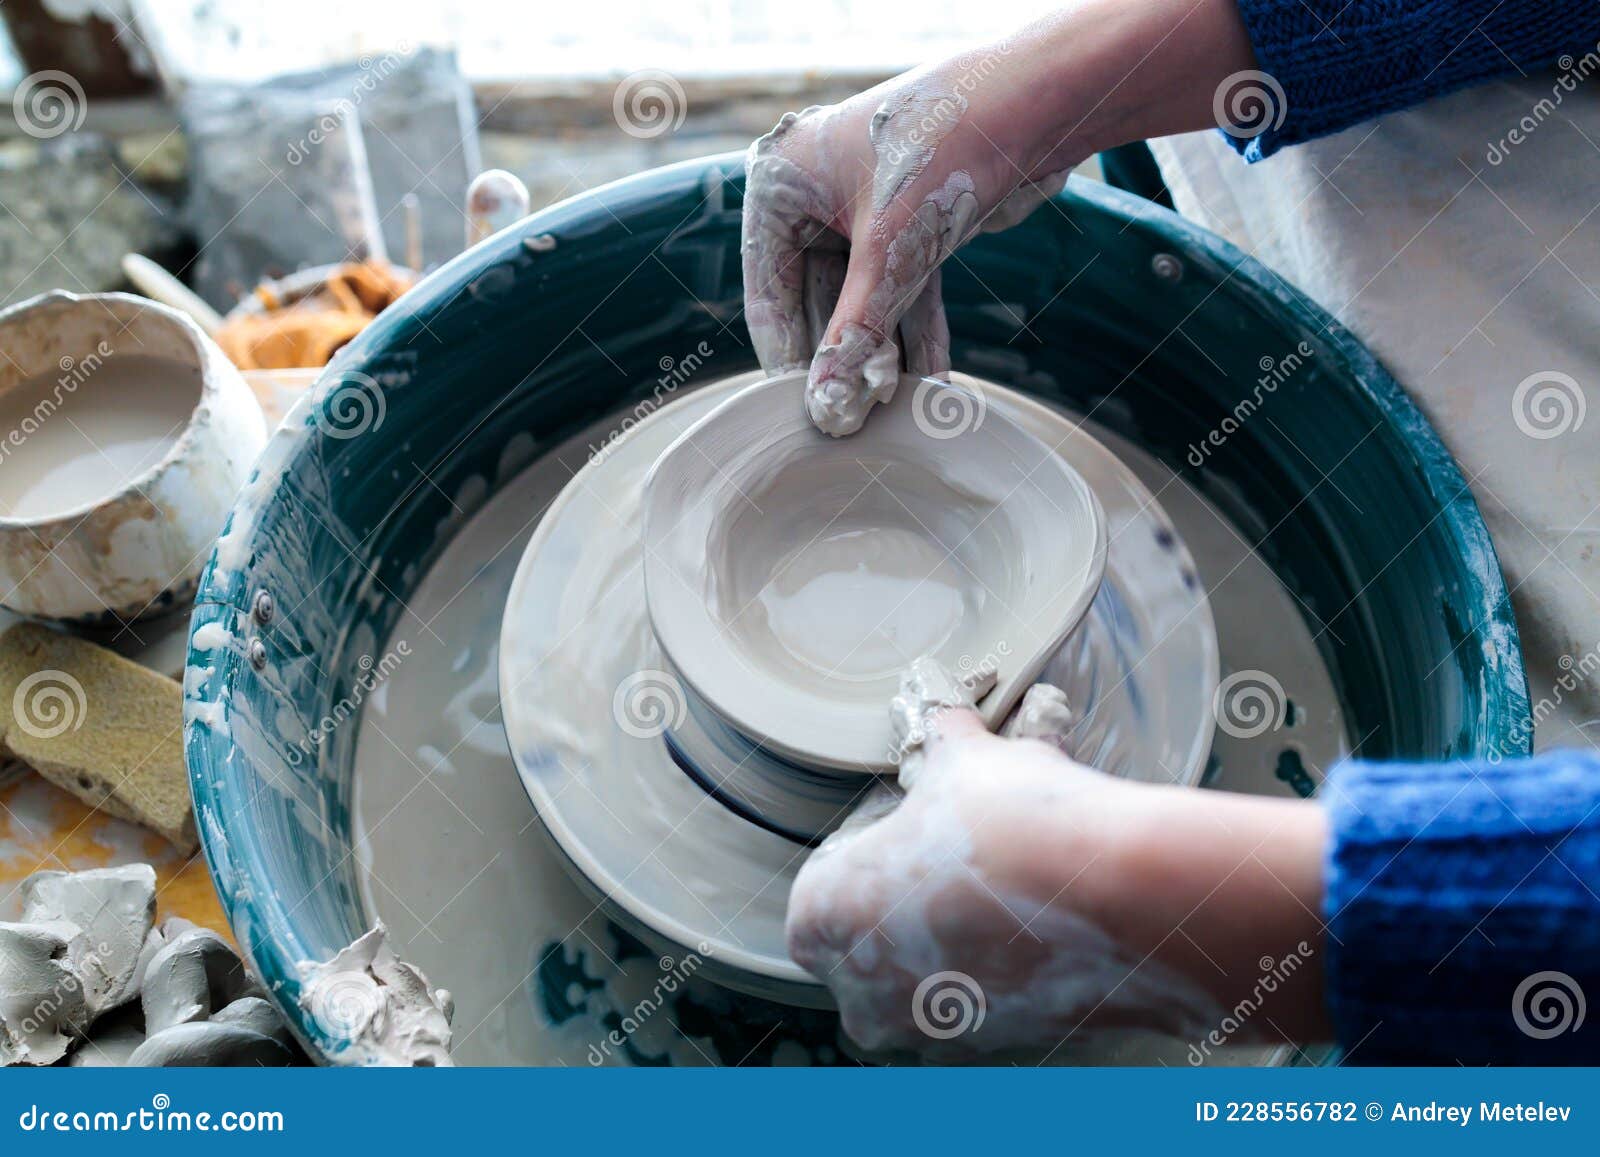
0,290,225,529
642,371,1110,773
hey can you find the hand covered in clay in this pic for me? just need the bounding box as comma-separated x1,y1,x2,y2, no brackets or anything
787,704,1331,1057
789,707,1214,1054
742,45,1078,436
741,0,1263,436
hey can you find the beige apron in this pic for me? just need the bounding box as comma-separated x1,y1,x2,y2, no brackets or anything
1149,70,1600,751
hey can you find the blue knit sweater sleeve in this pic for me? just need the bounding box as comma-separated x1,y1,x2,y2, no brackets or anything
1224,1,1600,160
1324,751,1600,1063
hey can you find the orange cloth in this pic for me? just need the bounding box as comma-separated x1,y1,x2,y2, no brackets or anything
216,262,414,370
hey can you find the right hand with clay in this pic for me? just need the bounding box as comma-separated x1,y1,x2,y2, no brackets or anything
741,0,1262,436
786,703,1331,1056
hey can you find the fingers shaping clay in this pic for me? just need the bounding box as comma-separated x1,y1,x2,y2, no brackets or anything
1000,683,1076,746
0,623,196,852
889,655,997,788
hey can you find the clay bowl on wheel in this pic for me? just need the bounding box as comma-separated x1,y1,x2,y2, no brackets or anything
643,371,1107,773
184,157,1526,1063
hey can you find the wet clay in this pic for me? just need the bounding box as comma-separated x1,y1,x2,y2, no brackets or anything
644,373,1106,772
0,354,201,520
1,864,154,1064
350,398,764,1063
889,655,998,787
362,374,1216,1043
297,924,453,1067
718,462,998,691
1,866,303,1067
352,373,1339,1065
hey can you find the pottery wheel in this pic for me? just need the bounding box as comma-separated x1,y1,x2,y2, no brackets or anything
498,373,1218,1000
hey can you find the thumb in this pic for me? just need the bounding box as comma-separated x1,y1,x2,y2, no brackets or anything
895,704,989,794
921,704,989,745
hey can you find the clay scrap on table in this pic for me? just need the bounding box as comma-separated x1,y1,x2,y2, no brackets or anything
0,866,303,1067
0,623,196,852
298,923,454,1067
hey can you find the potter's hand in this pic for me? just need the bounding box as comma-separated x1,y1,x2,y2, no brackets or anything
786,706,1332,1056
740,0,1260,437
741,48,1078,436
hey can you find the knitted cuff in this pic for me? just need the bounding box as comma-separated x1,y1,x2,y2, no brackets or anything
1223,0,1591,159
1324,752,1600,1064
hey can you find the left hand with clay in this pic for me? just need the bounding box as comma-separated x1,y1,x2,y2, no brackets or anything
742,0,1261,435
740,53,1076,436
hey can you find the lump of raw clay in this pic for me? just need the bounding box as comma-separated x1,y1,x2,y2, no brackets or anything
127,1020,295,1067
0,624,196,852
0,922,87,1065
299,924,454,1067
19,864,156,1017
140,926,261,1036
0,864,157,1065
0,870,303,1069
108,922,300,1068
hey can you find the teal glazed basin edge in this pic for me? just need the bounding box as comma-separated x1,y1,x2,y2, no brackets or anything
183,154,1530,1063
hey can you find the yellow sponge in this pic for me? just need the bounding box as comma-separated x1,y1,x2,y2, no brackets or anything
0,623,196,853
